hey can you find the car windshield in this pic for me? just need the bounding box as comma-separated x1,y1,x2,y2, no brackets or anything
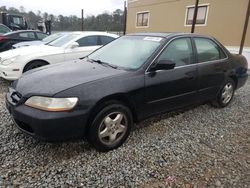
42,33,65,43
47,34,79,47
88,35,164,69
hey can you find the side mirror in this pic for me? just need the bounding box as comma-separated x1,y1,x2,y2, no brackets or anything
69,42,79,49
151,60,175,71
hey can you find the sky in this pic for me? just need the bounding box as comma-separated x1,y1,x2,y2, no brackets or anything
1,0,125,17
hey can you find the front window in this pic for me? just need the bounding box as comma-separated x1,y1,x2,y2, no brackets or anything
136,12,149,27
12,16,24,25
88,35,164,69
158,38,194,67
185,5,208,26
48,34,79,47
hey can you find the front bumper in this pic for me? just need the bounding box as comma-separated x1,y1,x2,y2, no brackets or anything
6,91,90,141
0,64,22,80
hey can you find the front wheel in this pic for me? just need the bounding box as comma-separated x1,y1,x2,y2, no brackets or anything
23,61,48,72
87,103,133,151
212,78,235,108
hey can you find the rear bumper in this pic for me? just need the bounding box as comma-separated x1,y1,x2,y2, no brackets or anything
236,72,248,89
6,94,90,141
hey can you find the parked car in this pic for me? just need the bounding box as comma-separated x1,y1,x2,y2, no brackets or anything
6,33,248,151
0,23,12,34
13,32,68,48
0,32,118,80
0,30,48,52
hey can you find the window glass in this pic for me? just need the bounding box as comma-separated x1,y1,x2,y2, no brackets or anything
48,34,79,47
77,36,98,47
36,32,47,40
100,36,115,45
186,5,208,25
194,38,227,63
0,25,11,34
136,12,149,27
88,35,163,69
19,32,35,39
158,38,194,67
42,33,65,43
12,16,24,25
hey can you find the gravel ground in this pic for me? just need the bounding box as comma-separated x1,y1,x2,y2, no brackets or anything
0,77,249,187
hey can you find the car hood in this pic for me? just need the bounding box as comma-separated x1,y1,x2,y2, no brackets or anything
0,45,61,60
14,59,127,97
13,41,45,48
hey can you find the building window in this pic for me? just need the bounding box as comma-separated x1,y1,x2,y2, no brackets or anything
136,12,149,27
185,5,208,26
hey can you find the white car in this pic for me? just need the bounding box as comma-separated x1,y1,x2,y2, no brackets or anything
0,32,118,80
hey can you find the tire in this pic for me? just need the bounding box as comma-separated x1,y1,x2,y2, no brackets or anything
86,102,133,152
212,78,235,108
23,61,48,72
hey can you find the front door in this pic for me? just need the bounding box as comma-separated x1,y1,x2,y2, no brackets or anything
144,37,198,117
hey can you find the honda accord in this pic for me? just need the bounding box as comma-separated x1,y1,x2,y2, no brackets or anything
6,33,248,151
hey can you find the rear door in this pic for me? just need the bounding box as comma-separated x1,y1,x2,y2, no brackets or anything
193,37,229,101
144,37,198,117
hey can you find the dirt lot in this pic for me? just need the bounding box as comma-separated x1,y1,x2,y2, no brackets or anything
0,77,249,187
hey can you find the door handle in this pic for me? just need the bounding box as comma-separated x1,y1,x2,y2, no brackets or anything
185,71,196,79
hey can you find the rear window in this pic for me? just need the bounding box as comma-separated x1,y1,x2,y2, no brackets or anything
36,32,47,40
19,32,36,39
194,38,227,63
100,36,115,45
77,36,98,47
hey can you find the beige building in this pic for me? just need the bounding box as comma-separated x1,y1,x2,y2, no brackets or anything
126,0,250,48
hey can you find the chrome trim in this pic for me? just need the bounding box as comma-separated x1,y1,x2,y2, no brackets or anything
147,91,196,104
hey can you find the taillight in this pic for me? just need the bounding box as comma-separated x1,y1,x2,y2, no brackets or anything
0,36,8,41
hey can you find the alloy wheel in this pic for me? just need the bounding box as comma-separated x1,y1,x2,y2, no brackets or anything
221,83,234,104
98,112,128,146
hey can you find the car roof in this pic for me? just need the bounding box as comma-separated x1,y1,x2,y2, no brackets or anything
4,30,46,36
68,31,119,38
127,32,213,39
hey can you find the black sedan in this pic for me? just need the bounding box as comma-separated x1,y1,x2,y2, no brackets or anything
6,33,248,151
0,30,48,52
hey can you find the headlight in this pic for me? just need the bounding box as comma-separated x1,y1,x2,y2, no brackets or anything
1,56,19,65
25,96,78,112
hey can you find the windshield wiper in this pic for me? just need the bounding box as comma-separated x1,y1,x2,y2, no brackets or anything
89,58,117,69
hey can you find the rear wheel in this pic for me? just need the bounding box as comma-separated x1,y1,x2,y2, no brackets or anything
23,61,48,72
87,103,133,151
212,78,235,108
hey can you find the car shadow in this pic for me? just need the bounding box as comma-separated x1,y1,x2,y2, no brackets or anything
135,103,209,130
9,102,212,161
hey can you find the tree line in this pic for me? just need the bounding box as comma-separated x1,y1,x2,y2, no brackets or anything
0,6,124,32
